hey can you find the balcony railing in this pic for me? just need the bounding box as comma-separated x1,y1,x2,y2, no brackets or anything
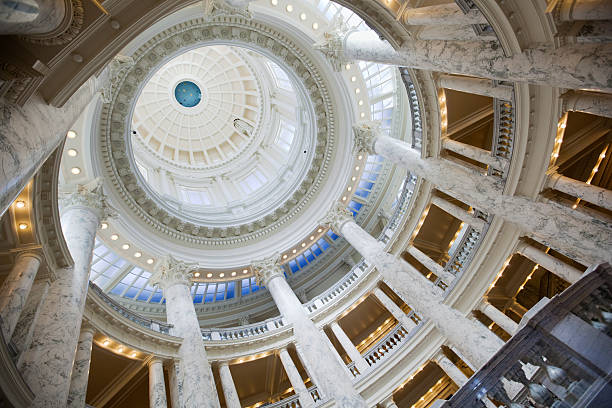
257,385,323,408
201,316,286,341
363,322,413,368
490,93,515,179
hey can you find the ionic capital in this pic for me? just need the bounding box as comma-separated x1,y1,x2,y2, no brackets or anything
313,15,351,72
252,255,283,287
151,255,198,290
320,202,353,235
352,121,382,155
60,178,117,223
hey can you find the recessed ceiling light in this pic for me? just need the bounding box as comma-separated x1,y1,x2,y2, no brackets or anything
355,166,360,171
219,273,225,278
355,88,361,94
243,269,248,273
134,252,142,258
292,249,297,253
194,272,201,277
358,100,364,106
122,244,130,250
342,196,347,201
111,234,119,240
351,76,357,82
310,236,314,240
282,254,288,259
231,271,236,276
347,186,352,191
358,155,363,160
71,167,81,175
117,346,124,352
67,130,77,139
360,112,366,118
351,176,356,181
270,0,277,5
312,22,319,30
301,242,306,247
317,228,322,233
100,222,108,229
147,258,154,264
103,339,110,346
286,4,293,12
67,149,78,157
345,64,351,70
300,12,306,20
207,273,213,278
19,223,28,230
15,201,25,208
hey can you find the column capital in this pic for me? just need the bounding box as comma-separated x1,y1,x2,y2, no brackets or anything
148,356,165,367
320,202,353,235
313,15,351,72
252,255,283,287
79,321,96,335
60,178,117,223
151,255,198,290
12,247,44,263
352,121,382,155
218,360,230,368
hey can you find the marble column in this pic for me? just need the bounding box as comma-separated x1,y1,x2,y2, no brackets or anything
380,395,399,408
400,3,486,25
0,72,106,217
0,250,42,341
435,352,469,387
151,256,220,408
437,74,513,100
321,204,504,369
253,257,366,407
315,29,612,91
218,361,241,408
353,121,612,265
148,357,168,408
166,360,183,408
19,179,113,408
278,347,314,408
442,138,509,172
329,321,370,374
562,90,612,118
516,242,583,284
371,287,418,331
0,0,66,35
546,171,612,211
430,195,485,232
11,279,49,355
406,246,456,283
559,0,612,21
479,303,518,335
66,323,96,408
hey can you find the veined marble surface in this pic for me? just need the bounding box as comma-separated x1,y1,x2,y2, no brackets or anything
11,279,49,355
67,325,96,408
218,362,241,408
279,347,314,408
149,358,168,408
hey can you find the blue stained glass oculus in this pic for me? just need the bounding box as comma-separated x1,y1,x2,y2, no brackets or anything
174,81,202,108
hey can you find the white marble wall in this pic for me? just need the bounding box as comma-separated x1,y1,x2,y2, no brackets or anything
67,324,96,408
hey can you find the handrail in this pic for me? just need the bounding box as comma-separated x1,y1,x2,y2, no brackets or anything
362,322,414,368
201,316,286,341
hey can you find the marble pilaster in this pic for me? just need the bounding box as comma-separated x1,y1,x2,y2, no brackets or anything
0,0,66,35
547,171,612,211
406,246,456,283
166,360,183,408
66,323,96,408
354,121,612,265
371,287,417,332
322,205,504,369
253,257,366,407
278,347,314,408
218,362,241,408
0,251,42,341
442,138,509,172
562,90,612,118
151,256,220,408
516,242,583,284
559,0,612,21
430,195,485,232
437,74,513,100
401,3,486,25
19,179,112,408
323,30,612,91
329,321,369,374
479,303,518,335
148,357,168,408
11,279,49,354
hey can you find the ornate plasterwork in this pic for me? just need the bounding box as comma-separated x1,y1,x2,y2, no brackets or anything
22,0,84,46
59,178,116,223
99,16,336,246
320,202,354,235
313,15,352,72
150,255,198,289
252,255,283,287
352,121,382,155
202,0,253,20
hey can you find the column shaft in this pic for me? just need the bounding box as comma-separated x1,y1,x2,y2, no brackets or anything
218,363,241,408
0,0,66,35
563,90,612,118
339,220,504,368
330,321,369,374
435,353,469,387
517,243,583,283
11,279,49,354
343,31,612,92
166,360,182,408
278,348,313,408
0,252,41,340
372,287,417,331
148,358,168,408
401,3,486,25
479,303,518,335
442,138,509,172
430,195,485,231
406,246,456,283
372,134,611,265
265,275,366,406
67,325,96,408
437,74,513,100
559,0,612,21
547,172,612,211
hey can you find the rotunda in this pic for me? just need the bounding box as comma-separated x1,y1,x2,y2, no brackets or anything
0,0,610,408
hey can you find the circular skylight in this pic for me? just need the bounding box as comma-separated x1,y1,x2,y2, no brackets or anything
174,81,202,107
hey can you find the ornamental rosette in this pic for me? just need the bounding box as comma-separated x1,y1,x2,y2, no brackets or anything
60,178,117,223
320,202,353,235
252,254,283,287
352,121,382,155
151,255,199,289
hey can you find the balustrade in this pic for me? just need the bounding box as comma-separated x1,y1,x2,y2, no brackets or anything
363,324,412,367
491,97,515,178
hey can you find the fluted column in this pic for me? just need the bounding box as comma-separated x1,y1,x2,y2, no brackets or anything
253,257,366,407
406,246,456,283
516,242,583,283
558,0,612,21
218,362,241,408
352,121,611,265
148,357,168,408
278,347,314,408
479,303,518,335
430,196,485,232
321,204,504,369
329,321,369,374
400,3,486,25
562,90,612,118
315,29,611,91
371,287,418,331
19,179,113,408
546,171,612,211
151,256,220,408
442,138,509,172
437,74,513,100
0,250,42,341
166,360,182,408
0,0,67,35
67,323,96,408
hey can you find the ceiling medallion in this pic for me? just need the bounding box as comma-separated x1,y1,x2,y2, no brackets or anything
174,80,202,107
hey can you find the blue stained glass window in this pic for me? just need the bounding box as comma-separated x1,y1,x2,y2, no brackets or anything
297,255,308,268
311,244,322,256
304,250,315,263
318,238,330,250
194,294,203,303
226,282,235,299
349,201,363,211
174,81,202,107
289,260,299,273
